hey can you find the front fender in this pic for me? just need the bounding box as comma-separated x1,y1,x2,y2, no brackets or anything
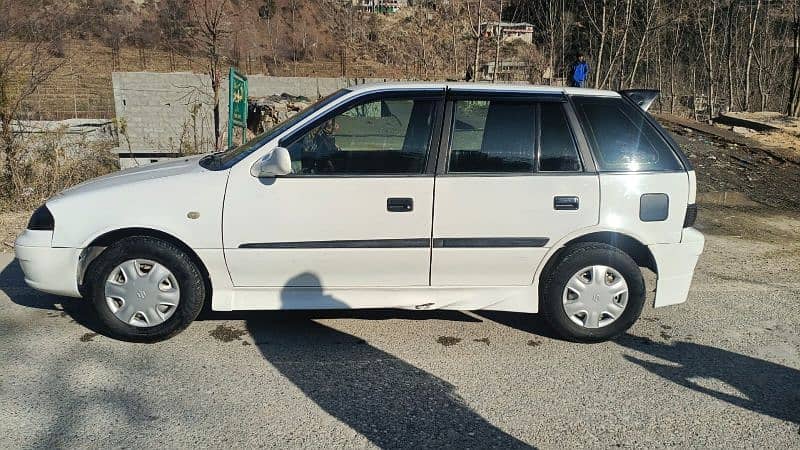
47,168,229,250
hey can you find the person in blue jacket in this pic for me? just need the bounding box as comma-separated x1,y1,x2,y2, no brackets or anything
570,53,590,88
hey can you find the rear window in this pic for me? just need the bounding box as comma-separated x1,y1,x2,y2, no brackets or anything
572,96,682,172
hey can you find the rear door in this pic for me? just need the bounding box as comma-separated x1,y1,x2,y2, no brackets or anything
430,92,600,286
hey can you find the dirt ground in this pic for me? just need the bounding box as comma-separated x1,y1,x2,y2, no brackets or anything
723,111,800,158
662,120,800,211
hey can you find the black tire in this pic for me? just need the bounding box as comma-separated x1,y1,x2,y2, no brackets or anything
85,236,206,342
540,242,645,343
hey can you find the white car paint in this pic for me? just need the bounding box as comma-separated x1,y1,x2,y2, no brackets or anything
431,174,600,286
223,176,434,287
14,82,704,317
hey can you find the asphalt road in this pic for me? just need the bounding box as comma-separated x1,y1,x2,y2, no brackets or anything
1,210,799,449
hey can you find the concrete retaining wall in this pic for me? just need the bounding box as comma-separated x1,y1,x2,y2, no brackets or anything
112,72,390,166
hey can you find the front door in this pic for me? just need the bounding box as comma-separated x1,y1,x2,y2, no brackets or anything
431,94,600,286
223,90,444,289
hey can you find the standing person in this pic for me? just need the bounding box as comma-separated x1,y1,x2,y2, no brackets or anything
570,53,590,88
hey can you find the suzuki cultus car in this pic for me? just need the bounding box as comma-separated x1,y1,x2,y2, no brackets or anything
15,83,704,342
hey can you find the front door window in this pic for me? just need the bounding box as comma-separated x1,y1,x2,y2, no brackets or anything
286,97,437,175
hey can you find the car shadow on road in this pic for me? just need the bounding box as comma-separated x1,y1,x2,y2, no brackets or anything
244,272,534,449
616,334,800,425
0,258,105,333
470,310,561,340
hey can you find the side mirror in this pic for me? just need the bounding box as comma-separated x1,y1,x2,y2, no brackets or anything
251,147,292,178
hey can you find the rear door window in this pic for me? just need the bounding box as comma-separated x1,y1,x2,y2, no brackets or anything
539,102,582,171
572,96,682,171
448,100,536,173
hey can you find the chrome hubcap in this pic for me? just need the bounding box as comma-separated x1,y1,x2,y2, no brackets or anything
104,259,180,328
562,265,628,329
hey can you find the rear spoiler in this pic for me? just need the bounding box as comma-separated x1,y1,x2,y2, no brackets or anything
620,89,659,111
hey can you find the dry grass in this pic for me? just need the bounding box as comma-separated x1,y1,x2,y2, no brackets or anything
1,127,119,213
0,211,28,253
1,127,118,250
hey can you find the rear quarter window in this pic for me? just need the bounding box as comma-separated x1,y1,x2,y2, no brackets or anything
572,96,682,172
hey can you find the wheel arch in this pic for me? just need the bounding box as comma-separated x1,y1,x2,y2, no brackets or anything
537,231,657,291
78,227,213,302
566,232,657,273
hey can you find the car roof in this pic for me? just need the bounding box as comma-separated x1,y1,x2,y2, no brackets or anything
344,81,621,98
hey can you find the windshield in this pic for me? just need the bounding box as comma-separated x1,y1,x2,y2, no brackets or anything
200,88,351,170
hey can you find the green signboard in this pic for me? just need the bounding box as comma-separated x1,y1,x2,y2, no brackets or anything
227,67,248,149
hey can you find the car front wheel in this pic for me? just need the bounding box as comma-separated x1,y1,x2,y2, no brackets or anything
86,236,206,342
540,242,645,342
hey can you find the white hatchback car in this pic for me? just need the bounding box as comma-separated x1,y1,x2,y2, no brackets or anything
15,83,704,342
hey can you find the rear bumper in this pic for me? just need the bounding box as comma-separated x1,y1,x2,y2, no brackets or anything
649,228,705,307
14,230,82,298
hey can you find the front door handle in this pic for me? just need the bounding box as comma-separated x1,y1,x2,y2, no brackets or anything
554,196,579,210
387,197,413,212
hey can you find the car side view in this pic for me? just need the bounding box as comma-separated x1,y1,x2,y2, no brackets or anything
14,83,705,342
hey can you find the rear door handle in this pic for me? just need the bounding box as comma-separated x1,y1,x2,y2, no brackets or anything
387,197,413,212
554,196,579,210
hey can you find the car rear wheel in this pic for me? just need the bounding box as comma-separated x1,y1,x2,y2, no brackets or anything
86,236,206,342
540,243,645,342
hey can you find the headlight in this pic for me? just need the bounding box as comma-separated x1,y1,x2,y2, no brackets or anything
27,204,55,231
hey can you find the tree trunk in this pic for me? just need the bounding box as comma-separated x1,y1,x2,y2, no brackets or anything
560,0,566,82
493,0,503,83
697,0,717,121
744,0,762,111
547,0,556,85
788,0,800,116
593,0,607,88
656,31,663,112
725,0,736,111
617,0,633,89
473,0,483,82
669,10,680,114
210,36,222,151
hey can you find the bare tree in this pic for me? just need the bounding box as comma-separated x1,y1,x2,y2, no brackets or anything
467,0,484,82
190,0,232,151
492,0,504,83
318,0,361,78
0,1,69,195
695,0,718,121
744,0,762,111
583,0,609,88
627,0,659,87
257,0,277,72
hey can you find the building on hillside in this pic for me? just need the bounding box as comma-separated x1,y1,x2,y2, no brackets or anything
480,21,535,44
480,61,532,82
353,0,408,13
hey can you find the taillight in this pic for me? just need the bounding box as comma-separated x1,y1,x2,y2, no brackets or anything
683,204,697,228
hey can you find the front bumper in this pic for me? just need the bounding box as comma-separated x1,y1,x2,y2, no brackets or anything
14,229,82,298
649,227,705,307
